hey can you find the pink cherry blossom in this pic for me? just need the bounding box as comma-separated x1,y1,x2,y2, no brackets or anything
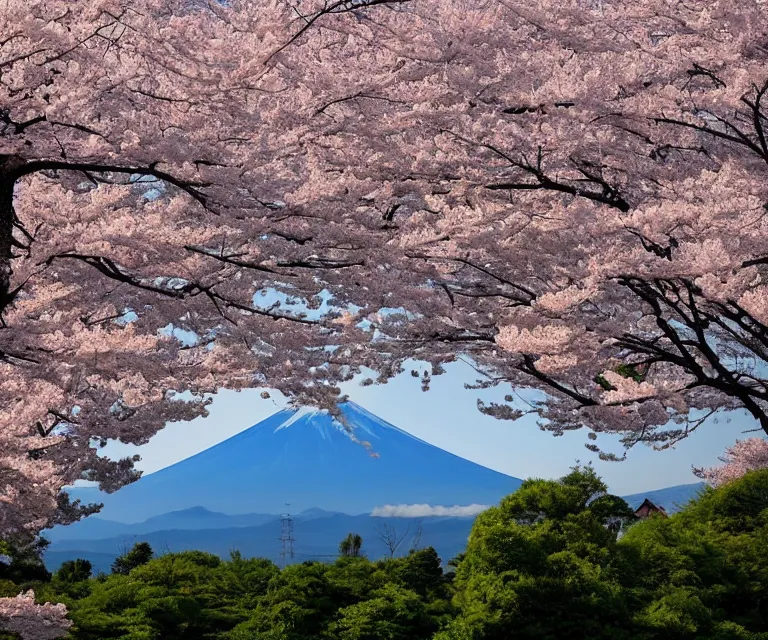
694,438,768,487
0,591,72,640
0,2,767,612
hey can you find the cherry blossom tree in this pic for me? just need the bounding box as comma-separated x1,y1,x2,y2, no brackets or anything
694,438,768,487
1,0,768,595
337,0,768,461
1,0,412,630
3,0,768,632
0,0,420,541
0,591,71,640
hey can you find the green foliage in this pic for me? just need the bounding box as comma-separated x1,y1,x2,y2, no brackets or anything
390,547,445,597
339,533,364,558
595,364,644,390
111,542,154,576
619,469,768,639
589,494,635,522
329,583,437,640
445,467,768,640
25,536,453,640
615,364,645,382
212,552,280,609
445,467,635,640
10,469,768,640
55,559,93,584
65,550,239,639
595,373,615,391
51,558,94,600
325,556,385,607
0,535,52,587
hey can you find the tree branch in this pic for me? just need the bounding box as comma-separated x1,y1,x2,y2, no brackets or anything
13,160,214,211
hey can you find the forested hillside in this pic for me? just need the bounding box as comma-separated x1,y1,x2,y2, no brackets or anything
1,468,766,639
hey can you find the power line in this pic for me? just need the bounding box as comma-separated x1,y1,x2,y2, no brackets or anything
278,503,295,568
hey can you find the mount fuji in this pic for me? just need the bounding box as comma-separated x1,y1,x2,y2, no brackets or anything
63,402,523,523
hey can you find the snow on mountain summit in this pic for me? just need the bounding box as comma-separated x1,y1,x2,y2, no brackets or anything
274,406,325,432
65,402,523,523
271,402,442,445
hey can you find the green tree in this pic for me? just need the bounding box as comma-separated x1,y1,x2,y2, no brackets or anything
50,558,93,600
26,470,768,640
325,556,385,609
55,559,93,584
621,469,768,639
233,561,338,640
439,467,637,640
67,550,238,639
0,535,52,587
63,573,152,639
391,547,445,597
339,534,364,558
329,583,438,640
111,541,154,576
212,551,279,611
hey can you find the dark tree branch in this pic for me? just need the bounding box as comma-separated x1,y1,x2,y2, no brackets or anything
654,112,768,163
684,63,727,90
276,258,364,269
314,92,407,116
42,252,320,326
185,244,278,274
741,80,768,159
269,230,313,245
264,0,412,66
12,160,214,211
518,354,598,406
442,130,631,212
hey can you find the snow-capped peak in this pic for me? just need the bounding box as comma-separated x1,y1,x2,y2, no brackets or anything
274,406,325,431
61,401,523,521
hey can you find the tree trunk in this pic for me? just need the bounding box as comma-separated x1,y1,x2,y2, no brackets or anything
0,154,24,316
0,177,14,313
739,392,768,438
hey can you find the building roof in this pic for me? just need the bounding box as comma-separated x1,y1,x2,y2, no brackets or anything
633,498,668,517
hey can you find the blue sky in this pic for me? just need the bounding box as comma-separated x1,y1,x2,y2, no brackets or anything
98,358,754,496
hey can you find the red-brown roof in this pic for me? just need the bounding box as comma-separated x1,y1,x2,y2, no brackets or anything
633,498,668,518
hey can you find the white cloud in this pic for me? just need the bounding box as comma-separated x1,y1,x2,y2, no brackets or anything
371,503,491,518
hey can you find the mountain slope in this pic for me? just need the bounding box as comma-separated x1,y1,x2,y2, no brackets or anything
44,507,281,542
63,402,523,523
622,482,706,513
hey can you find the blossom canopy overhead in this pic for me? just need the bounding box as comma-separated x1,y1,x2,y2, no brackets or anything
0,0,767,553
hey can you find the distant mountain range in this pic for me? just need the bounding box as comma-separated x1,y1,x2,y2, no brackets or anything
61,402,523,523
45,506,280,542
45,509,476,575
44,483,707,575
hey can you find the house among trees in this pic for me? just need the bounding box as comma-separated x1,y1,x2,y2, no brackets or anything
633,499,668,519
